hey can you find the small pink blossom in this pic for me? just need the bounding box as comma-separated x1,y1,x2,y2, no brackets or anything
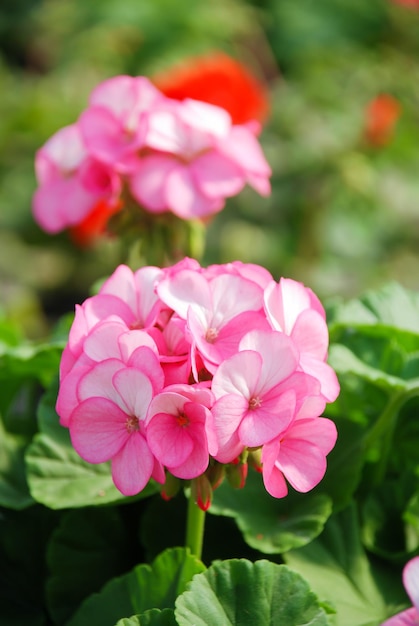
79,75,163,172
33,124,121,233
264,278,340,402
69,355,165,496
146,384,215,479
382,556,419,625
261,416,337,498
211,330,300,461
157,267,268,374
57,321,160,426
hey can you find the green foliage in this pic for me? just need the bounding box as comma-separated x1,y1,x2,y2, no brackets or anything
175,559,332,625
210,469,332,554
66,548,205,626
285,505,407,626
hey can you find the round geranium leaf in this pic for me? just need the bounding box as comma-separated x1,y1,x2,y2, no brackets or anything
115,608,177,625
175,559,332,626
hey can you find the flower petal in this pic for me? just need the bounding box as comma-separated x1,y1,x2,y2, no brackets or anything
111,432,154,496
69,397,129,463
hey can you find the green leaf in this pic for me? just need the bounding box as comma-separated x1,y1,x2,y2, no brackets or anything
0,340,64,388
284,504,404,625
0,414,33,509
47,507,141,625
115,608,176,626
210,468,332,553
328,344,407,393
329,283,419,337
25,381,158,509
175,559,331,626
67,547,206,626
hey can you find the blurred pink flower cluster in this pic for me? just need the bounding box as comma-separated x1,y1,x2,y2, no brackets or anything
33,75,271,236
57,258,339,508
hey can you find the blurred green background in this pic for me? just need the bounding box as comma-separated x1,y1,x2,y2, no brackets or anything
1,0,419,338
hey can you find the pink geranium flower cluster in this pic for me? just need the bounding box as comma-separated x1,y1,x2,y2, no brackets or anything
33,75,271,235
57,258,339,508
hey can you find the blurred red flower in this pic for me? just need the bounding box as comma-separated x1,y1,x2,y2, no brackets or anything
70,199,122,247
364,94,401,147
391,0,419,8
152,52,269,125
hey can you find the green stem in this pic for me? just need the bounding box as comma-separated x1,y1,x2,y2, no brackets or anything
185,490,206,560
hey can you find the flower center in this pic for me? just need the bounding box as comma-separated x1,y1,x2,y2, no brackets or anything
126,415,139,433
205,327,219,343
177,412,189,428
249,396,262,410
129,319,143,330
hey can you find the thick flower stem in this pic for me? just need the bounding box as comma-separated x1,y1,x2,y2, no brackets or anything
185,490,206,561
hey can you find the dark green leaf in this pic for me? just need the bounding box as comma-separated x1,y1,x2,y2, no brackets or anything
66,547,205,626
284,504,405,625
115,608,177,626
210,469,332,553
175,559,331,625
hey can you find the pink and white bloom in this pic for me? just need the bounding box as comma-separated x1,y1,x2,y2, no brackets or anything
69,350,165,496
57,259,339,502
157,267,269,374
146,384,216,479
211,330,301,462
57,319,159,426
129,98,271,219
79,75,163,172
382,557,419,625
264,278,340,402
60,264,164,380
33,123,121,233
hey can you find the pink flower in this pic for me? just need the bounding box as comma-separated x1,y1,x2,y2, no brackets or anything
69,350,165,496
211,330,301,462
33,124,121,233
57,264,166,424
57,259,339,502
264,278,340,402
57,319,159,426
261,416,337,498
146,384,216,479
157,266,269,374
129,98,271,219
78,75,163,172
61,264,164,377
382,557,419,625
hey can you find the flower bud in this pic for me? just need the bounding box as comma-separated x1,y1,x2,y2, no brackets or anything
226,459,248,490
206,460,225,490
191,474,213,511
160,472,181,501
